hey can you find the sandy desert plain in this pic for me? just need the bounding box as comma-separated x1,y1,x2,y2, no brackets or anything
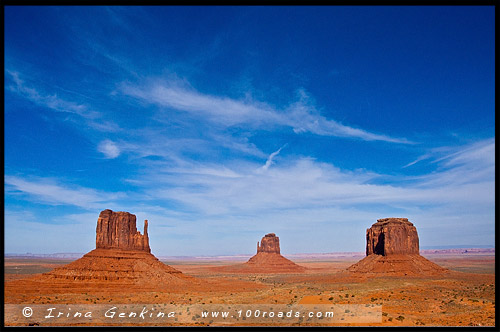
4,249,495,327
3,211,496,327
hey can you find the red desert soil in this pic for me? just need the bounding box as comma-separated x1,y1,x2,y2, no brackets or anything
4,253,495,327
4,214,494,326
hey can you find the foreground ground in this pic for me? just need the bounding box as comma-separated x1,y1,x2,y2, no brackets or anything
4,251,495,327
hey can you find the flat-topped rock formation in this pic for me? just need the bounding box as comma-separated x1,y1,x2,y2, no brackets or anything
214,233,306,273
366,218,419,256
257,233,280,254
96,209,150,252
347,218,448,277
39,209,191,285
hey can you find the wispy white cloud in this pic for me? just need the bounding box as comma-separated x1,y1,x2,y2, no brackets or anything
4,138,494,254
129,138,493,219
97,139,121,159
6,70,121,133
7,137,492,218
7,70,99,119
103,136,493,254
210,133,267,158
261,144,287,171
5,175,125,209
87,120,122,133
104,127,267,165
120,79,413,144
403,138,495,187
285,97,413,143
403,154,431,168
405,138,495,170
433,138,495,168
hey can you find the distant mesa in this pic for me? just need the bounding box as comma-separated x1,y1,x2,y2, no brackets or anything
39,209,191,285
347,218,448,276
215,233,306,273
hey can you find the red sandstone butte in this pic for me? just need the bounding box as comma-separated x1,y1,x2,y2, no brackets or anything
347,218,447,277
246,233,306,272
215,233,306,273
366,218,419,256
96,209,150,252
38,209,190,285
256,233,280,254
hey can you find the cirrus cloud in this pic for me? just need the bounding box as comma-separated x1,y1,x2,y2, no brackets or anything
120,79,414,144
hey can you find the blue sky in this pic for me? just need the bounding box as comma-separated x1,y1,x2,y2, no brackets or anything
4,6,495,255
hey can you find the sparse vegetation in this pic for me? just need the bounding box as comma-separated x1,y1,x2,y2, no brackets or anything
4,254,495,327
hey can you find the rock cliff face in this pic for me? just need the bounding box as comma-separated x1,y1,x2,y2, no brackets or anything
366,218,419,256
96,209,150,252
257,233,280,254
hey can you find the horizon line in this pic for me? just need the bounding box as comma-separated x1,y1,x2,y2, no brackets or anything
4,245,495,258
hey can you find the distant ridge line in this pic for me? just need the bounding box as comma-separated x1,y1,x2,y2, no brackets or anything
5,247,494,259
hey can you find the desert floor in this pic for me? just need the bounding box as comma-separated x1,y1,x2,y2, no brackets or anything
4,252,495,327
